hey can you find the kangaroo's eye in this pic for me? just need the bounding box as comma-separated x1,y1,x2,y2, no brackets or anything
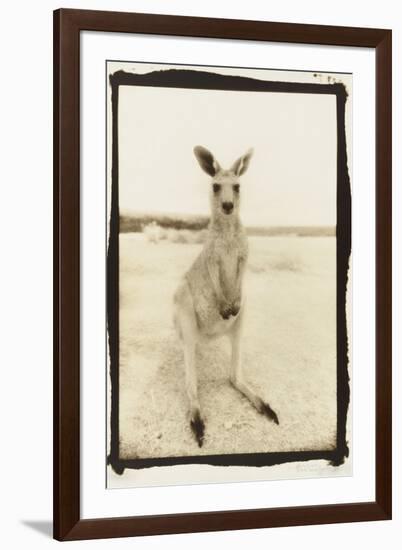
213,183,221,193
233,184,240,193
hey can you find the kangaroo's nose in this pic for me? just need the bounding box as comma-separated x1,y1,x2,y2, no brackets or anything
222,201,233,214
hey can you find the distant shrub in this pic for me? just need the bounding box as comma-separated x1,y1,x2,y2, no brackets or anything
175,232,188,244
165,228,205,244
272,257,301,272
248,254,302,274
193,229,208,244
143,222,164,243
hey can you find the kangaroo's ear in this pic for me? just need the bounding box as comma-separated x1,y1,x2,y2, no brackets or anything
231,148,254,176
193,146,221,177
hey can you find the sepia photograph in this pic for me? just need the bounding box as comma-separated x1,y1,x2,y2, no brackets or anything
106,61,352,487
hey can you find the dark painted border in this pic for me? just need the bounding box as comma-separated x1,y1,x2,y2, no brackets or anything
107,67,350,473
54,8,392,541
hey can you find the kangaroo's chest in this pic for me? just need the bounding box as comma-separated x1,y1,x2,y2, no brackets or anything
185,228,248,337
215,236,247,286
220,252,239,288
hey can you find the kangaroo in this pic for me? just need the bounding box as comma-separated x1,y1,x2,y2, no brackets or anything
173,146,279,447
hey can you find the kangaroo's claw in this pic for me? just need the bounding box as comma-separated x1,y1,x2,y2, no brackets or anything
190,411,205,447
258,400,279,425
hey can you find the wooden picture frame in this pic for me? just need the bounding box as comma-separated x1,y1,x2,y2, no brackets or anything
53,8,392,541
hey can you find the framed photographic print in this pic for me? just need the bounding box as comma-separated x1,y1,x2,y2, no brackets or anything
54,8,392,541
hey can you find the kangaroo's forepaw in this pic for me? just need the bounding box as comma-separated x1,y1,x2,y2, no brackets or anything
258,400,279,425
190,411,205,447
219,304,233,320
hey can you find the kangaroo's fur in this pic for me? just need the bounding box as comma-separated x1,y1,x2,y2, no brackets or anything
174,146,279,447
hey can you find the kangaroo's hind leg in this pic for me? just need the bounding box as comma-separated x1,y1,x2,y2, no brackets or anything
174,281,205,447
228,308,279,425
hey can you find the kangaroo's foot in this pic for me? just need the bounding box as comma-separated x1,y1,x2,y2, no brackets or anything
256,397,280,425
190,410,205,447
231,376,279,425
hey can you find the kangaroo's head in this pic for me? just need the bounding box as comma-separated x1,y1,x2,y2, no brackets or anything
193,146,253,218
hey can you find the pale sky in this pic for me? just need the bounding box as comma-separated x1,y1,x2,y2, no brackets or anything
115,64,345,227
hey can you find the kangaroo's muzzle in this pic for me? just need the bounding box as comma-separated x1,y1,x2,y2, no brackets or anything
222,201,234,214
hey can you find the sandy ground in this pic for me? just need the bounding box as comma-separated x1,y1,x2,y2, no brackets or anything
118,234,337,459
